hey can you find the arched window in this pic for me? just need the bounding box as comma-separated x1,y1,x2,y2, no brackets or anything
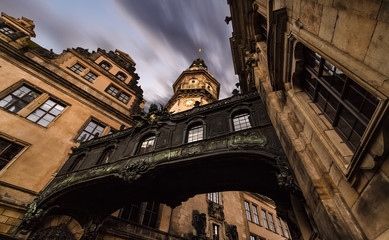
69,154,86,172
99,60,111,71
232,112,252,131
137,135,156,154
115,72,127,81
98,147,115,165
187,123,204,143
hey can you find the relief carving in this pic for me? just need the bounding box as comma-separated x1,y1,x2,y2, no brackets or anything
192,210,206,236
208,201,224,221
119,158,154,183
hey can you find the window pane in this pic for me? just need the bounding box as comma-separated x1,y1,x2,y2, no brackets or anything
252,205,259,224
138,135,156,154
0,137,24,170
233,112,252,131
244,201,252,221
277,218,285,236
77,120,105,142
27,99,65,127
187,124,204,143
261,210,269,229
0,85,41,113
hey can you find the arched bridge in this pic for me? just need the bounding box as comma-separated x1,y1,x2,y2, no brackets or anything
20,92,300,239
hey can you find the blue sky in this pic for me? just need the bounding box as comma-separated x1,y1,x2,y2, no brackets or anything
1,0,237,107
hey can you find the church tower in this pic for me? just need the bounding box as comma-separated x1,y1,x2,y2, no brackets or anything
166,57,220,113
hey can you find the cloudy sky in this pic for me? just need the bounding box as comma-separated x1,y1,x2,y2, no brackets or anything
1,0,237,107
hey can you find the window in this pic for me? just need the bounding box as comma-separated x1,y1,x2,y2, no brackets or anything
232,112,252,131
138,135,156,154
207,192,219,204
252,204,260,225
0,137,24,170
250,235,256,240
77,120,105,142
282,220,290,238
115,72,127,81
212,224,219,240
277,217,285,237
98,147,115,164
244,201,252,221
303,47,379,151
0,85,41,113
99,60,111,71
254,13,267,42
268,212,276,232
261,209,269,229
120,201,160,229
83,71,98,82
187,124,204,143
69,63,86,74
105,84,131,104
0,26,15,35
26,98,65,127
250,234,266,240
69,154,86,172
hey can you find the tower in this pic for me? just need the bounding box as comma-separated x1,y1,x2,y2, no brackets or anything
166,57,220,113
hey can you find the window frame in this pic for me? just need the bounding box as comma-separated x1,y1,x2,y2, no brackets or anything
186,122,204,143
0,134,28,172
0,84,42,114
261,209,269,229
69,62,86,75
137,134,156,155
207,192,220,204
115,71,127,82
99,60,112,71
232,111,252,131
244,200,252,221
26,98,66,127
104,84,131,104
97,146,116,165
0,25,16,35
83,71,98,82
212,223,220,240
252,204,260,225
75,118,108,142
119,201,161,229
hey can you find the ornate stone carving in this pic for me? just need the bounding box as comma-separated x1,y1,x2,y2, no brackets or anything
225,223,238,240
208,201,224,221
192,210,206,236
276,157,301,195
132,104,171,135
229,130,267,150
80,218,103,240
20,197,58,233
119,158,154,183
29,223,75,240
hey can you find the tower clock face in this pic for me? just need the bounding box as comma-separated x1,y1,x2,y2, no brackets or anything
183,99,195,107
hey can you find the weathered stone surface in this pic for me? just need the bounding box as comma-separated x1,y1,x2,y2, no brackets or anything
338,178,359,208
292,0,301,21
318,0,333,6
378,0,389,23
333,0,381,19
332,11,376,61
319,6,338,42
299,0,323,35
352,172,389,239
365,21,389,77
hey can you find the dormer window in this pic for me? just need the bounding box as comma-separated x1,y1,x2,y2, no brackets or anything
0,26,15,35
99,61,111,71
115,72,127,82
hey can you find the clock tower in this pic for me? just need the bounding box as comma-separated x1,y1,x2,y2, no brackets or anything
166,58,220,113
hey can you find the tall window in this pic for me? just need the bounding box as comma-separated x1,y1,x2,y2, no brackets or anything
254,13,267,42
69,154,86,172
250,235,256,240
277,217,285,237
244,201,252,221
99,60,111,71
98,147,115,164
212,224,219,240
303,47,379,151
138,135,156,154
120,201,160,229
0,26,15,35
232,112,252,131
77,120,105,142
207,192,219,204
69,63,86,74
282,220,290,238
261,209,269,229
115,72,127,81
105,85,131,104
26,98,65,127
0,85,41,113
268,212,276,232
187,123,204,143
252,204,260,225
83,71,98,82
0,137,24,170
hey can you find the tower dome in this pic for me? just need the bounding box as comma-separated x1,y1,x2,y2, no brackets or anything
189,58,208,71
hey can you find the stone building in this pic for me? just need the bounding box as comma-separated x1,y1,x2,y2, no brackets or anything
0,12,144,237
227,0,389,239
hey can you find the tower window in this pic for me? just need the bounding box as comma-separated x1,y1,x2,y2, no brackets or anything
0,137,24,171
138,135,156,154
207,192,220,204
69,63,86,74
0,26,15,35
83,71,98,82
302,47,379,151
212,224,220,240
26,98,66,127
115,72,127,81
187,124,204,143
232,112,252,131
99,60,111,71
0,85,41,113
77,119,106,142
